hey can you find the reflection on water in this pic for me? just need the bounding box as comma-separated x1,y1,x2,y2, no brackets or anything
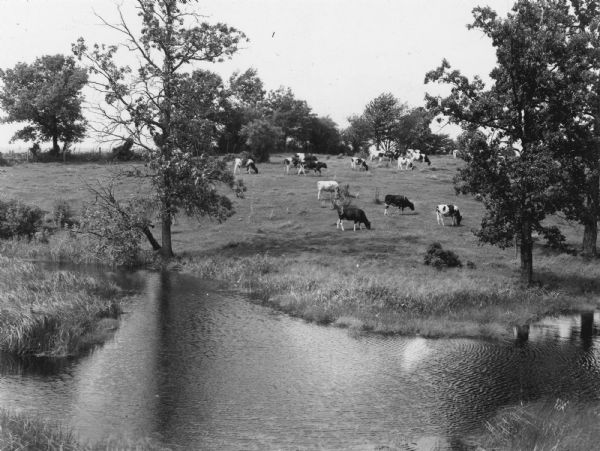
1,269,600,450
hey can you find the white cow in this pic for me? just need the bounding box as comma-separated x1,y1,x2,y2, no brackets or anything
368,146,385,162
317,181,339,200
452,149,459,159
233,157,243,175
397,157,414,170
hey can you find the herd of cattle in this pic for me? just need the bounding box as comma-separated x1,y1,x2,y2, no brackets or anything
231,151,463,231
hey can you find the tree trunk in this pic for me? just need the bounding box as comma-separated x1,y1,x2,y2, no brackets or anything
582,172,599,256
51,135,60,156
160,210,173,258
582,221,597,256
520,220,533,285
141,226,161,251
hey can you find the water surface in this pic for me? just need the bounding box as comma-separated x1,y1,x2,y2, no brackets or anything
1,269,599,450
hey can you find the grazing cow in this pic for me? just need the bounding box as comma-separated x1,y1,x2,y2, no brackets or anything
397,157,414,170
233,157,243,175
284,155,302,174
412,153,431,166
436,204,462,226
283,158,292,173
333,202,371,231
368,147,386,162
317,181,340,200
384,195,414,215
301,160,327,175
350,157,369,171
245,158,258,174
406,149,421,160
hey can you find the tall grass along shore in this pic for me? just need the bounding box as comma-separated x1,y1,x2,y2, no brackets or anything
0,256,123,356
0,409,171,451
181,252,598,339
467,400,600,450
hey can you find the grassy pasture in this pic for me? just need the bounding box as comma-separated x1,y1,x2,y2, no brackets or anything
1,154,599,338
2,154,599,448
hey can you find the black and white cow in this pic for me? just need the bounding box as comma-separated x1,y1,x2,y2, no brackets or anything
283,156,302,174
384,195,415,215
245,158,258,174
234,157,258,174
368,146,385,162
350,157,369,171
412,153,431,166
333,202,371,231
397,157,414,170
301,160,328,175
436,204,462,226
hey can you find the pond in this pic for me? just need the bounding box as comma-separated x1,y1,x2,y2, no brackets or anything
1,269,599,450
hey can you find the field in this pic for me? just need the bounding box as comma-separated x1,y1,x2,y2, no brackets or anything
1,153,599,338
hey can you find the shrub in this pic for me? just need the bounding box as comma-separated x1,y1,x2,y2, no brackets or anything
0,152,10,167
424,242,462,268
80,201,146,266
52,199,77,228
0,199,44,239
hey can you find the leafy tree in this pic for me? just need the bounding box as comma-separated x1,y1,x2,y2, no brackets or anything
228,68,265,107
363,93,407,152
539,0,600,256
73,0,246,258
0,54,88,156
263,86,313,151
240,119,282,162
342,114,371,155
425,1,572,284
394,106,451,154
172,69,227,156
218,68,265,154
307,116,342,154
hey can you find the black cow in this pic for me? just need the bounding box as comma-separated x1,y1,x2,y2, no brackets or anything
300,160,327,175
333,203,371,231
384,195,415,215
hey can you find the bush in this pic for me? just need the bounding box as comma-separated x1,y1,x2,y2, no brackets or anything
0,153,10,167
0,199,44,239
52,199,77,228
424,242,462,268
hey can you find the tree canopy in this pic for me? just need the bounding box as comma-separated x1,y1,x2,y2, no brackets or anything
73,0,247,258
0,54,88,155
425,0,600,283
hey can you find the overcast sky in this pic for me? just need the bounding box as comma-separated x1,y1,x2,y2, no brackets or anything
0,0,514,149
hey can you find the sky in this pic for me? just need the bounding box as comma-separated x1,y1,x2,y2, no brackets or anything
0,0,515,150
